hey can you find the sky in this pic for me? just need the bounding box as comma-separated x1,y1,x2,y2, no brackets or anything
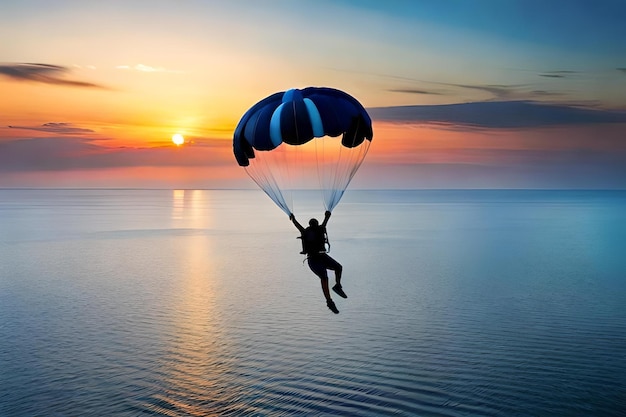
1,0,625,189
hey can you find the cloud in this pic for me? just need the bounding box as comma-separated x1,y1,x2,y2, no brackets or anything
0,138,101,171
445,83,525,100
388,88,443,95
367,100,626,129
9,123,95,135
529,90,563,97
392,79,536,101
116,64,182,73
72,64,97,70
0,137,233,172
618,68,626,74
0,63,107,88
383,69,614,102
539,70,579,78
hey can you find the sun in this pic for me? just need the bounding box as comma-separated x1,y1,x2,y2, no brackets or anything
172,133,185,146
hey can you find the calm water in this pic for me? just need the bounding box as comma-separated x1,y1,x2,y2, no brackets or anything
1,189,625,416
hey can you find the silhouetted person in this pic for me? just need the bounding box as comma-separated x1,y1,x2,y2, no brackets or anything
290,210,346,314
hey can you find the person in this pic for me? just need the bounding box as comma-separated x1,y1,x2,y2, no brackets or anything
289,210,346,314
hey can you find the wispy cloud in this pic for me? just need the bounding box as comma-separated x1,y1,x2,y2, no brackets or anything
527,90,565,98
335,67,577,101
539,70,579,78
0,63,107,88
389,78,544,101
72,64,97,70
442,82,525,100
618,68,626,74
9,123,95,135
388,88,443,95
116,64,182,73
367,101,626,129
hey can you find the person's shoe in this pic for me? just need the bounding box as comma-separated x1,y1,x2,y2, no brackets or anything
332,284,347,299
326,300,339,314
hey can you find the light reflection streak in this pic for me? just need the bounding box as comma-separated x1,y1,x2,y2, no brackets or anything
143,190,236,415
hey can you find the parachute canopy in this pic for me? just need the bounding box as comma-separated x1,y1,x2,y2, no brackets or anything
233,87,373,215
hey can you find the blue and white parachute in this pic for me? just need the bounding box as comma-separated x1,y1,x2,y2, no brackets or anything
233,87,373,215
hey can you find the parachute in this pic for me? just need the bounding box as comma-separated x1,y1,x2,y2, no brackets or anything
233,87,373,215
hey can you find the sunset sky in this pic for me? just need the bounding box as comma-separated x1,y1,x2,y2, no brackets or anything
1,0,625,189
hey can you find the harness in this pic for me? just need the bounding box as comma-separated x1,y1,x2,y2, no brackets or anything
298,227,330,257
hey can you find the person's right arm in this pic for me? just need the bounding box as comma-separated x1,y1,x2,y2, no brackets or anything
289,213,305,233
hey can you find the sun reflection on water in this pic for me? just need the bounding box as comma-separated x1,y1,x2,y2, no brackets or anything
143,190,237,415
171,190,212,230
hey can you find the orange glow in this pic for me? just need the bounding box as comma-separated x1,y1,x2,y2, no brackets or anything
369,121,626,166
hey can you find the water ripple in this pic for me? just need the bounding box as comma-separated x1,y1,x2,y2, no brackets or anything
2,190,626,416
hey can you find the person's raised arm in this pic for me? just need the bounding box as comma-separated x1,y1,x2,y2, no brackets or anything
321,210,331,227
289,213,305,233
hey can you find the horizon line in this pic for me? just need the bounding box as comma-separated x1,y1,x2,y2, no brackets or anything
1,187,625,192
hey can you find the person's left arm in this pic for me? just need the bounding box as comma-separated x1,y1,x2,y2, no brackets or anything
321,210,331,228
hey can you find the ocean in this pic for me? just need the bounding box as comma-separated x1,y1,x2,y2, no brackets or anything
1,189,625,416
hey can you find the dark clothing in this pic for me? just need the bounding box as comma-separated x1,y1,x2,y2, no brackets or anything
302,225,327,254
307,253,342,279
290,211,342,286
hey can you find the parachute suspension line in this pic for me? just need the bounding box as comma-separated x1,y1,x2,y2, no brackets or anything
325,117,371,212
289,141,303,214
314,134,349,213
285,143,299,214
244,142,298,216
313,137,332,212
315,135,328,212
278,142,294,214
245,152,289,215
315,135,340,213
342,141,370,205
264,148,291,214
328,136,345,211
313,136,333,252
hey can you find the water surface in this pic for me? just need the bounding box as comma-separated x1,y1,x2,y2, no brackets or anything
1,189,625,416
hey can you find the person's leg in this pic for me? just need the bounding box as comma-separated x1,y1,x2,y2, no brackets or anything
323,255,346,298
320,276,338,313
324,255,344,287
334,263,343,286
309,257,338,313
320,277,332,301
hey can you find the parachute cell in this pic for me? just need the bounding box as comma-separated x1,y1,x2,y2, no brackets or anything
233,87,373,215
